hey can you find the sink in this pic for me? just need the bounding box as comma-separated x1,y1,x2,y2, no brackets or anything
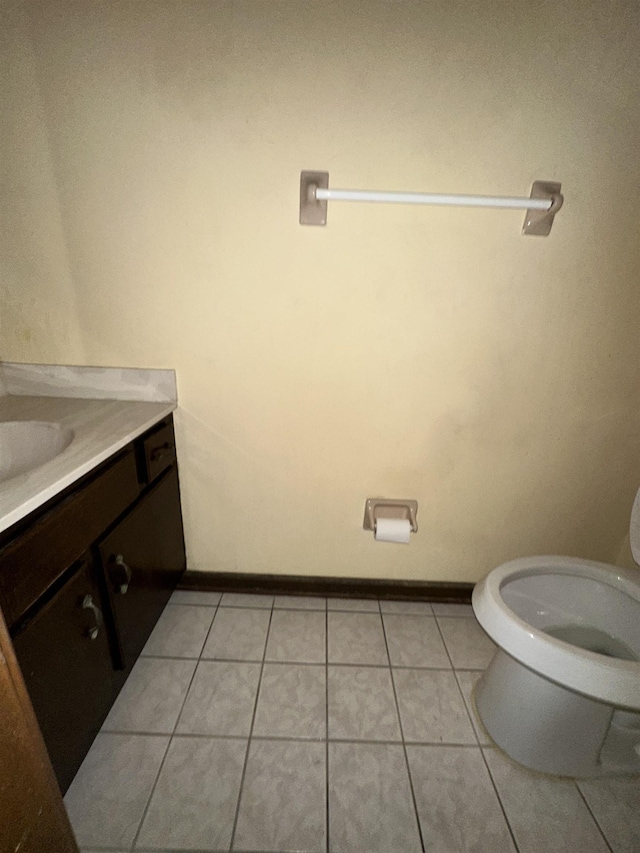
0,421,74,483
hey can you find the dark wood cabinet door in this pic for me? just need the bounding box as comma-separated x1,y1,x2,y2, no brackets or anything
100,466,186,669
13,556,117,794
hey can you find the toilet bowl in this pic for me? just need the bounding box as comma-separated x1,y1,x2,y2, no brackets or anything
472,553,640,777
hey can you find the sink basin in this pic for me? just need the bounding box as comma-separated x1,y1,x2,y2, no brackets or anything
0,421,74,483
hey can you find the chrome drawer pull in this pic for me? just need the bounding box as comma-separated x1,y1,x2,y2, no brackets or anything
113,554,132,595
150,442,173,463
81,594,103,640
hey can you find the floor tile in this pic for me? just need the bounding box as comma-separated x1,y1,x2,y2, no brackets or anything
201,606,271,661
328,666,401,741
436,615,496,669
141,605,215,658
380,600,433,615
136,736,246,850
220,592,274,608
328,742,422,853
64,733,168,849
327,597,380,612
431,602,474,616
169,589,221,606
484,747,610,853
328,612,388,665
233,739,326,852
455,669,491,745
253,663,326,739
274,594,327,610
102,658,196,734
407,745,516,852
265,609,326,663
393,668,476,744
383,614,450,667
578,776,640,852
176,661,261,736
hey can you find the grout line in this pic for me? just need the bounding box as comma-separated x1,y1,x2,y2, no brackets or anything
134,848,336,853
325,603,330,853
229,601,275,849
453,669,486,745
99,729,490,747
479,746,522,853
124,733,169,851
195,657,327,667
100,728,176,738
138,656,485,672
380,605,435,619
327,606,384,615
179,733,326,743
199,657,270,664
380,613,426,853
574,782,614,853
241,659,326,668
432,611,456,669
432,614,476,619
273,606,327,612
133,849,228,853
202,600,444,616
326,736,484,748
134,608,219,846
135,654,483,671
433,618,485,754
129,603,221,851
327,603,382,613
139,652,201,660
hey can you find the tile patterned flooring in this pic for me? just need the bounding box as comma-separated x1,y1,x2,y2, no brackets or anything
64,592,640,852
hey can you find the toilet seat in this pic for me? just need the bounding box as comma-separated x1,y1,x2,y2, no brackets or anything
472,556,640,709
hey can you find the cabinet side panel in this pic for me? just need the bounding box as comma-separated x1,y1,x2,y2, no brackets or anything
0,605,79,852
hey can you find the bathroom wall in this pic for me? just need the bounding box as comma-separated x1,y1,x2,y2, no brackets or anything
2,0,640,581
0,1,85,365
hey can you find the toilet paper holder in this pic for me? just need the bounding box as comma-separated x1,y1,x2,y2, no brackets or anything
363,499,418,533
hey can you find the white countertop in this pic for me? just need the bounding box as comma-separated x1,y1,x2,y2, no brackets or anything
0,394,175,535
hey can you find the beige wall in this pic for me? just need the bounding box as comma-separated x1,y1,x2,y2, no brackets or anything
0,1,85,364
3,0,640,581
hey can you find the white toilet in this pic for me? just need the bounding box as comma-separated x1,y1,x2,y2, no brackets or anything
471,490,640,778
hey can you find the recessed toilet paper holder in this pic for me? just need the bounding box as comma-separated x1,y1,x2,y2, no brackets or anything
363,499,418,533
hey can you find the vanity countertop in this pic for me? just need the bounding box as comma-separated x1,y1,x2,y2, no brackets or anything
0,395,175,535
0,365,177,532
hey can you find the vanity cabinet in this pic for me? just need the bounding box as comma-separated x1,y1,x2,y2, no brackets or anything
0,415,186,793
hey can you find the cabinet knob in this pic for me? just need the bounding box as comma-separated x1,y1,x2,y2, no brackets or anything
150,441,174,462
113,554,132,595
81,594,103,641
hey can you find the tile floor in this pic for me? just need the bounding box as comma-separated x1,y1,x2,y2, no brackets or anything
64,592,640,853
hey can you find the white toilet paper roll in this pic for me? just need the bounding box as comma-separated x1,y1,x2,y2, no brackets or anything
374,517,411,544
